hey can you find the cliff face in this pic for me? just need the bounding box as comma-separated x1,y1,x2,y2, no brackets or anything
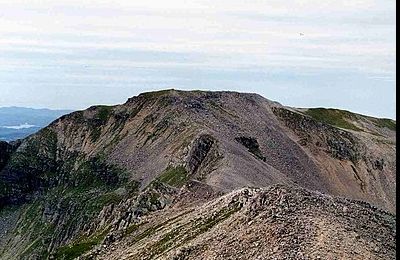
0,90,396,259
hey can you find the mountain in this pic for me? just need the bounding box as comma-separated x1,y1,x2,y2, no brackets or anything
0,107,72,141
0,90,396,259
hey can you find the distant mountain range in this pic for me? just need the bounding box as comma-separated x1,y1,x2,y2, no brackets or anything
0,107,72,141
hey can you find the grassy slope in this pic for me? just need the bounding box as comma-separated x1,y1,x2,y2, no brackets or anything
304,108,396,132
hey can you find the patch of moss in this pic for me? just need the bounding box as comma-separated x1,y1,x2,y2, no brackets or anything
71,155,127,188
192,203,240,236
87,192,122,212
147,226,184,258
54,228,109,260
54,242,92,260
125,180,140,195
96,106,113,123
14,201,57,258
125,222,147,236
1,143,133,258
143,117,172,146
4,153,131,257
157,166,188,188
304,108,362,131
130,224,162,244
128,210,191,245
40,182,125,258
374,118,396,131
148,205,241,258
1,129,59,202
44,188,123,253
89,106,113,142
149,192,161,205
17,201,42,234
90,127,102,142
0,205,17,217
20,238,45,259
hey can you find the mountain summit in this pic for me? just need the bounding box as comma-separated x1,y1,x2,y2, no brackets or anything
0,90,396,259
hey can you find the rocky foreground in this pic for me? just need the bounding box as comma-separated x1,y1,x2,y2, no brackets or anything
90,184,396,260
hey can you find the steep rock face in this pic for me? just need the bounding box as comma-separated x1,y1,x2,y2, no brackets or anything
0,89,396,259
187,134,216,174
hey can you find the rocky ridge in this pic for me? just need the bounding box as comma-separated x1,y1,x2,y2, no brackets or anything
90,184,396,260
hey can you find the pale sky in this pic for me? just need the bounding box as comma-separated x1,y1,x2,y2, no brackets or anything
0,0,396,119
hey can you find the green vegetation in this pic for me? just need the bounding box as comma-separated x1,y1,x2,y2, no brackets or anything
96,106,113,123
14,185,125,259
72,155,124,188
88,192,123,211
304,108,362,131
131,224,162,244
147,226,184,258
89,105,113,142
2,129,58,199
17,202,42,234
1,147,133,259
90,127,102,142
54,242,93,260
374,118,396,131
124,211,193,259
128,216,181,245
189,204,241,239
305,108,396,132
54,228,110,260
38,128,58,155
147,204,241,259
125,221,148,236
125,180,140,195
70,111,85,123
0,205,17,218
15,201,55,259
143,117,172,145
157,166,189,188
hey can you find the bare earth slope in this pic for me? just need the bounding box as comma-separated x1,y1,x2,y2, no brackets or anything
0,89,396,259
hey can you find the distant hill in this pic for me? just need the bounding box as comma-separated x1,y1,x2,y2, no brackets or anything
0,107,72,141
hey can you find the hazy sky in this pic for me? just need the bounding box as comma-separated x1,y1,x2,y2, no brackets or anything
0,0,396,119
